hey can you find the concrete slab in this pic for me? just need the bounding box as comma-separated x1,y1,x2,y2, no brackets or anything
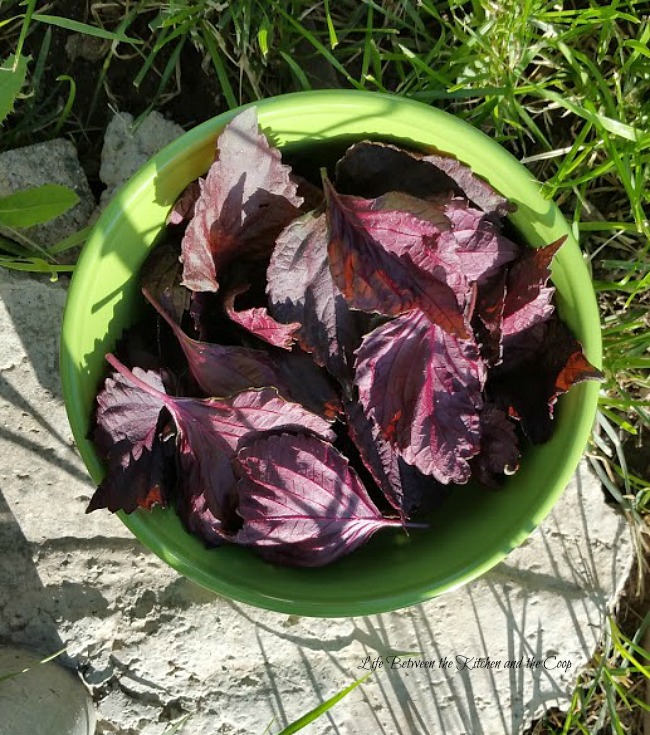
0,269,634,735
0,646,95,735
98,111,185,209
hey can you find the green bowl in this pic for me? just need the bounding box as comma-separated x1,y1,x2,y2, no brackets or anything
60,90,601,617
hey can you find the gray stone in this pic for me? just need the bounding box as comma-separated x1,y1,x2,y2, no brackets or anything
99,111,185,208
0,271,635,734
0,139,95,250
0,646,95,735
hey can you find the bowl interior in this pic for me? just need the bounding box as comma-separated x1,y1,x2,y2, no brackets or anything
60,91,601,617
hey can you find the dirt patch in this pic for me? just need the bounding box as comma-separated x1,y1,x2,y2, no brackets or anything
0,0,224,194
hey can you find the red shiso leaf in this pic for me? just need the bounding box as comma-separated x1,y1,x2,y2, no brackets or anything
140,239,191,328
470,404,520,488
144,287,340,419
440,200,519,283
93,355,335,543
167,179,202,226
488,317,603,443
345,399,441,516
324,177,468,339
143,287,287,397
502,236,565,337
368,192,518,300
267,210,365,385
420,152,514,218
355,310,485,484
273,349,343,421
335,141,513,217
180,107,303,292
234,432,401,567
224,284,300,350
472,271,507,366
88,367,174,514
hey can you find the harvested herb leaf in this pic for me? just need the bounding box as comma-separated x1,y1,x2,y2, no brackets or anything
234,433,402,567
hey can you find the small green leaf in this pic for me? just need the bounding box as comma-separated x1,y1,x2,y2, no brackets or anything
0,54,29,126
0,185,79,229
31,14,143,44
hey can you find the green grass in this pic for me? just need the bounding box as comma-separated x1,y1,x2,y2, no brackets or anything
1,0,649,732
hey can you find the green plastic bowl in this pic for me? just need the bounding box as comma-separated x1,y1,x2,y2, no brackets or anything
60,90,601,617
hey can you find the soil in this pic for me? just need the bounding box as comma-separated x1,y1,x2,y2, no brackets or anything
0,0,225,195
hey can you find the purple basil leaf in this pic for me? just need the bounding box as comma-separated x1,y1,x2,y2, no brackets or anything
224,283,300,350
144,287,340,419
470,404,520,488
335,141,513,217
355,310,485,483
267,210,365,385
421,152,514,218
324,177,468,338
180,107,303,292
167,179,202,226
372,190,451,230
88,367,174,514
234,433,401,567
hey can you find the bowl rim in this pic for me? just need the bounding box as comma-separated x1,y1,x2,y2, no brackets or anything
60,90,602,617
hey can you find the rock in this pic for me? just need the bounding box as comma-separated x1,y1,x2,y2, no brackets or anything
0,139,94,253
0,646,96,735
99,111,185,208
0,272,636,734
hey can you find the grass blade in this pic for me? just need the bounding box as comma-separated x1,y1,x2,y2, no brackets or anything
0,647,67,685
31,14,142,44
53,74,76,136
276,672,371,735
14,0,37,62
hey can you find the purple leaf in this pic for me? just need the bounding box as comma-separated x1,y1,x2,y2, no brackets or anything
234,433,401,567
274,349,343,421
355,310,485,484
335,141,513,217
88,367,174,514
470,404,520,488
144,287,340,419
345,399,440,516
488,316,603,443
144,287,285,397
224,284,300,350
324,178,468,338
502,236,565,337
180,107,303,292
267,210,365,384
472,271,507,366
96,355,335,543
140,238,191,327
439,199,519,283
167,179,202,226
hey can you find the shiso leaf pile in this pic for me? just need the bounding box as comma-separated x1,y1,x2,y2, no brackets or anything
87,108,603,567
